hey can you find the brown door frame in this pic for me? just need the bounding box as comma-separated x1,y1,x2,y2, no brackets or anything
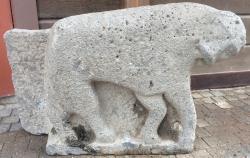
11,0,39,29
122,0,150,8
0,0,14,97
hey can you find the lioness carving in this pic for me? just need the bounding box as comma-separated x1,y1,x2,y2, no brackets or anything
5,2,246,156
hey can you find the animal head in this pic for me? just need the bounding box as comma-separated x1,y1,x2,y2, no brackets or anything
198,11,246,64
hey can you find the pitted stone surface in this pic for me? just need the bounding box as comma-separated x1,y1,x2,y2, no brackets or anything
4,2,246,156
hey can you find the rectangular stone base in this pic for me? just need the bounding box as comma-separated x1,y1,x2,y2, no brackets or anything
46,139,190,155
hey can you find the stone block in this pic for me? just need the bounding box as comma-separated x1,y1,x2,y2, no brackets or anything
4,2,246,156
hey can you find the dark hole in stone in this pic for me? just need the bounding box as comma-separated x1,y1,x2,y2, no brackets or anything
66,125,97,154
110,40,114,43
116,55,119,58
51,127,57,135
235,20,240,24
192,33,195,36
167,15,170,18
149,80,154,88
149,36,152,41
126,20,129,25
72,125,95,142
129,38,132,42
98,34,102,38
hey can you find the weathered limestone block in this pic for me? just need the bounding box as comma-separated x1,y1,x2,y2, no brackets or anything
4,3,246,155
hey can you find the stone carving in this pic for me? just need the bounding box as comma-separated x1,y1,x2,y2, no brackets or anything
5,3,246,155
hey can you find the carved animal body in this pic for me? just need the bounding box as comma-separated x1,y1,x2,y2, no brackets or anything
33,2,246,155
43,2,246,155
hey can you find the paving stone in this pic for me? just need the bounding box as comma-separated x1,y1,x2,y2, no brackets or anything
0,123,10,134
10,123,22,132
192,93,203,99
197,119,210,128
12,151,39,158
212,97,233,109
201,98,214,104
0,132,17,143
0,108,12,118
223,90,235,96
176,154,193,158
15,129,31,138
199,91,213,97
193,99,203,105
205,117,226,126
224,95,239,101
203,103,219,110
0,153,12,158
5,135,31,153
194,138,209,150
237,94,249,99
204,125,237,136
0,143,3,151
228,100,247,107
241,98,250,105
196,127,211,138
234,89,246,94
210,90,224,97
1,115,20,124
234,130,250,144
219,134,242,145
28,135,47,152
206,147,227,158
191,150,212,158
202,136,225,147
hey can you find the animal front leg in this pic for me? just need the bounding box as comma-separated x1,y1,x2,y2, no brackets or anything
135,93,167,144
164,86,197,152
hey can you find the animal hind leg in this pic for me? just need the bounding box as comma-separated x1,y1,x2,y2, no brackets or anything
69,79,115,143
135,93,167,144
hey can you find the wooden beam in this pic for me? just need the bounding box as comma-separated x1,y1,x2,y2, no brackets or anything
191,71,250,90
11,0,39,29
122,0,150,8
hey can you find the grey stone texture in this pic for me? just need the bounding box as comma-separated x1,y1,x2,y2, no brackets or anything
4,2,246,156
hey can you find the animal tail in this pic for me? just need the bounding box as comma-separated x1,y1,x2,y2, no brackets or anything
4,29,52,135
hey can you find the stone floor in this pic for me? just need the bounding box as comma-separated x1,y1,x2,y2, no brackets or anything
0,86,250,158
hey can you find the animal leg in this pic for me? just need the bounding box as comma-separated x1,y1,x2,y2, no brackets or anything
164,87,196,152
135,93,167,144
69,80,115,143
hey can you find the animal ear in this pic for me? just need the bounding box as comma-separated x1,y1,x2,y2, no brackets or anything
197,39,218,64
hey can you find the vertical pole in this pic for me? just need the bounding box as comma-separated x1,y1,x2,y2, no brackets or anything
0,0,14,97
